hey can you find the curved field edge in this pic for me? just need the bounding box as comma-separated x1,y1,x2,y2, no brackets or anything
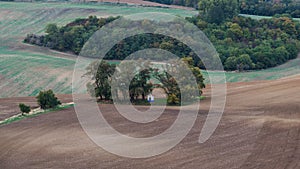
239,14,300,21
202,55,300,84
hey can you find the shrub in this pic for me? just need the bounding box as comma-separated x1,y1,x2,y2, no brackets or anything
36,90,61,109
19,103,31,115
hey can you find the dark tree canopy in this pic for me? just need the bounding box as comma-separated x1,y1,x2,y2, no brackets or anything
19,103,31,114
86,61,116,101
198,0,239,24
86,58,205,106
25,15,300,71
36,90,61,109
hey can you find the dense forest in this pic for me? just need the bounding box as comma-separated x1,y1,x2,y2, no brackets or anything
189,15,300,70
240,0,300,18
24,14,300,71
146,0,300,18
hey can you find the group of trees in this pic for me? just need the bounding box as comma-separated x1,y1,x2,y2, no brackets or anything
24,16,119,54
146,0,199,8
187,15,300,70
198,0,239,24
85,58,205,105
25,14,300,71
146,0,300,18
26,12,300,71
240,0,300,18
19,89,61,114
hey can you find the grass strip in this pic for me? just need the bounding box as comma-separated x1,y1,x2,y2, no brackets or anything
0,104,74,126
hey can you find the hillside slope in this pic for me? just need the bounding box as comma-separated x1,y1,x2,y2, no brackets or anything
0,75,299,168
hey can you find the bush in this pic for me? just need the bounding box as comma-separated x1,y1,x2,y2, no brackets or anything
19,103,31,115
36,90,61,109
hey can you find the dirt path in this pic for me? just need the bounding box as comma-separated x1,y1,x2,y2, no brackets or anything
0,76,299,168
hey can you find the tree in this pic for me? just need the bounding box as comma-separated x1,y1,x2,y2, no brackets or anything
85,61,116,100
19,103,31,115
153,57,205,105
224,56,237,71
281,0,292,7
45,24,60,49
45,24,59,35
129,69,153,101
227,23,243,41
36,90,61,109
198,0,239,24
235,54,254,71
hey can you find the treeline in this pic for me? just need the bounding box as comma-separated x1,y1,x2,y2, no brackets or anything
240,0,300,18
24,16,119,54
146,0,199,8
146,0,300,18
25,15,300,71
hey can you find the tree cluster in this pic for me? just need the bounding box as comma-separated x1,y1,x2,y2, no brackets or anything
25,15,300,71
146,0,199,8
24,16,119,54
187,15,300,70
240,0,300,18
85,58,205,105
145,0,300,19
198,0,239,24
19,89,61,115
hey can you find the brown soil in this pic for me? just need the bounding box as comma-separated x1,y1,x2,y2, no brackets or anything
0,76,299,169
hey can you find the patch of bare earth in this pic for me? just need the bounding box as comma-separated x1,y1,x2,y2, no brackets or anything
0,75,299,168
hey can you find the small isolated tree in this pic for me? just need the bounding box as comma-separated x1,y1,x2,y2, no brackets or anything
19,103,31,115
36,90,61,109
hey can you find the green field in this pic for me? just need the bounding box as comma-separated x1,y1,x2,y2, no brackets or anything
0,2,299,98
0,47,74,97
202,56,300,84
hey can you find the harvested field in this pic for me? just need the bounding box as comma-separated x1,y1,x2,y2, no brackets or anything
0,75,299,168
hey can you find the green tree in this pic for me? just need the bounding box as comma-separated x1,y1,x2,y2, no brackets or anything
19,103,31,115
45,24,59,35
198,0,239,24
129,69,153,101
235,54,254,71
153,57,205,105
36,90,61,109
45,23,60,49
224,56,237,71
85,61,116,100
227,23,243,41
